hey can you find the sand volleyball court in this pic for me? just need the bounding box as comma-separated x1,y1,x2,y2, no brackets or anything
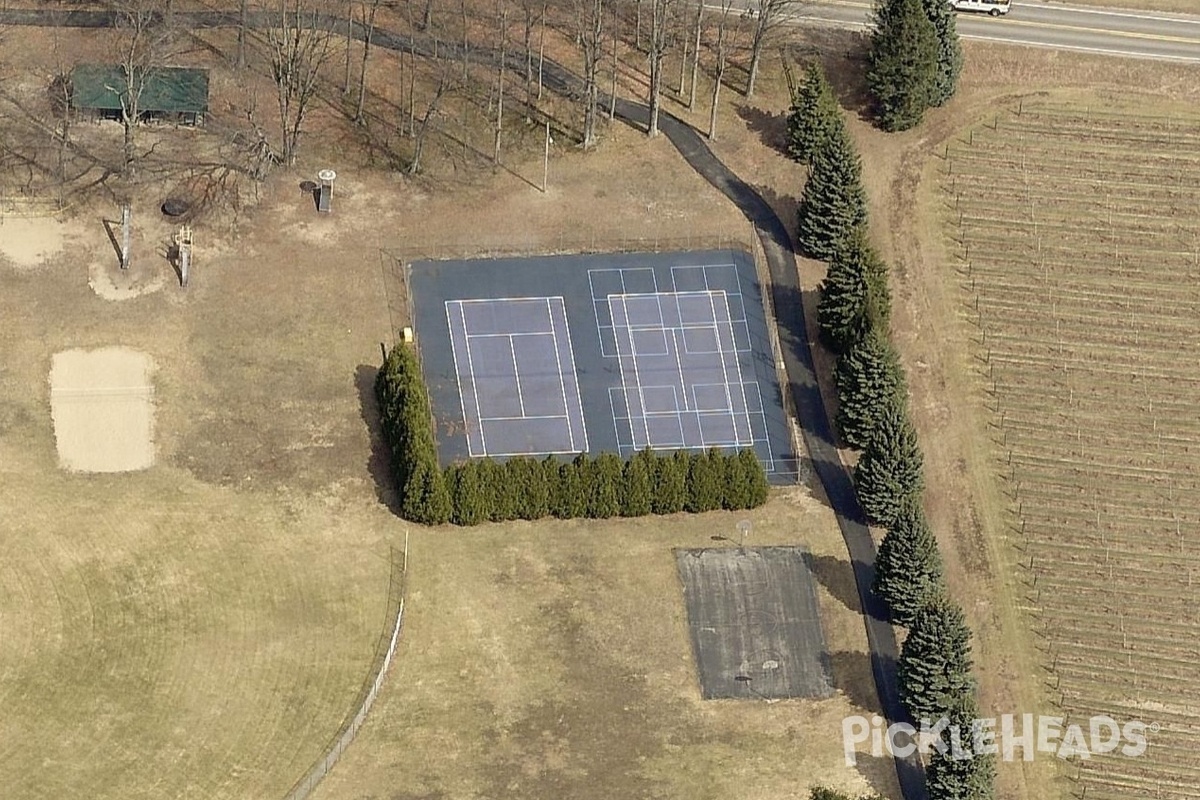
50,348,155,472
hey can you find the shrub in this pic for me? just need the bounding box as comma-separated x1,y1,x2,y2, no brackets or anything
621,448,655,517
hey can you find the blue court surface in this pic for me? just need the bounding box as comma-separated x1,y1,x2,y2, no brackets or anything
409,250,799,483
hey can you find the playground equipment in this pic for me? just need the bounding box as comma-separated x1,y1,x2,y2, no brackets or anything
317,169,336,213
174,224,193,288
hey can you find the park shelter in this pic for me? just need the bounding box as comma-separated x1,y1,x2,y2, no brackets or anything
71,64,209,126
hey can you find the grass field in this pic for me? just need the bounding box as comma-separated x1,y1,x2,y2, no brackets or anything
941,97,1200,800
308,496,897,800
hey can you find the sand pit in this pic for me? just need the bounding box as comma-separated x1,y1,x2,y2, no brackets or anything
0,216,66,268
50,348,155,472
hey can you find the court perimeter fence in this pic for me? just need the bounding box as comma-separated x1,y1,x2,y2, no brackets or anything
281,546,408,800
379,227,809,483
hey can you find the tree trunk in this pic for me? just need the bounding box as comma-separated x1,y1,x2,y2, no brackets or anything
537,3,546,100
708,60,723,139
356,0,379,123
609,2,618,119
123,117,136,176
344,0,354,93
746,9,767,97
523,5,534,118
237,0,248,68
687,0,701,110
677,37,687,95
580,0,605,149
494,3,506,164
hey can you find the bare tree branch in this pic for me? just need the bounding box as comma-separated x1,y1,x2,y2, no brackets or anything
265,0,334,167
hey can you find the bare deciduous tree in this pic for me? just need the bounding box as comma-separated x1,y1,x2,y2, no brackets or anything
708,0,736,140
355,0,383,123
237,0,250,68
745,0,806,97
687,0,702,109
112,0,170,177
518,0,546,117
573,0,605,149
646,0,675,136
266,0,334,166
408,40,456,174
493,0,508,164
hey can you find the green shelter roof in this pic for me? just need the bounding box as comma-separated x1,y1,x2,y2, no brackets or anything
71,64,209,114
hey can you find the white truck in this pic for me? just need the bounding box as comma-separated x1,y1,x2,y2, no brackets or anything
949,0,1011,15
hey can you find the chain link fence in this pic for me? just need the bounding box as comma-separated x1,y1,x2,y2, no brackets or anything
281,549,407,800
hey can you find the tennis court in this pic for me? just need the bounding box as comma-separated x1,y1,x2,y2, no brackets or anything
408,250,797,482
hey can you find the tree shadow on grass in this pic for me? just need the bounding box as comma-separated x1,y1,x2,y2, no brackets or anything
783,30,876,124
355,363,401,516
828,648,887,718
736,103,791,157
809,552,866,615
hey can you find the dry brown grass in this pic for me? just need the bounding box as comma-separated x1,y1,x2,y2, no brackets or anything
310,492,899,800
4,6,1198,799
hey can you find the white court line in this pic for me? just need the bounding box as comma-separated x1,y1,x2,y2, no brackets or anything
475,414,576,422
552,296,590,453
612,295,654,448
446,301,487,457
508,335,527,417
546,297,576,452
704,286,754,448
465,331,556,339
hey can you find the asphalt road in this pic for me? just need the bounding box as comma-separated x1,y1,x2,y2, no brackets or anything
800,0,1200,62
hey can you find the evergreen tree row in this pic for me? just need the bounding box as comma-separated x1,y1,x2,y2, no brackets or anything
444,448,769,526
375,343,452,525
788,58,988,800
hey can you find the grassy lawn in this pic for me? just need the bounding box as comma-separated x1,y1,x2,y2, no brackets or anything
311,494,897,800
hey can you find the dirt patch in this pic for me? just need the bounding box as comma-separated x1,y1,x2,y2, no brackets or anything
0,217,66,268
50,347,155,472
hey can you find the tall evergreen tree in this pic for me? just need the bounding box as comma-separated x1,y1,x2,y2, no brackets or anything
653,451,689,514
873,496,945,626
589,452,624,518
622,449,655,516
740,448,770,508
796,123,869,260
922,0,963,107
787,61,843,164
897,594,975,724
447,461,489,526
685,450,723,513
553,456,589,519
835,327,906,449
817,234,870,355
855,402,924,527
867,0,939,132
403,459,451,525
817,222,892,355
925,694,996,800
